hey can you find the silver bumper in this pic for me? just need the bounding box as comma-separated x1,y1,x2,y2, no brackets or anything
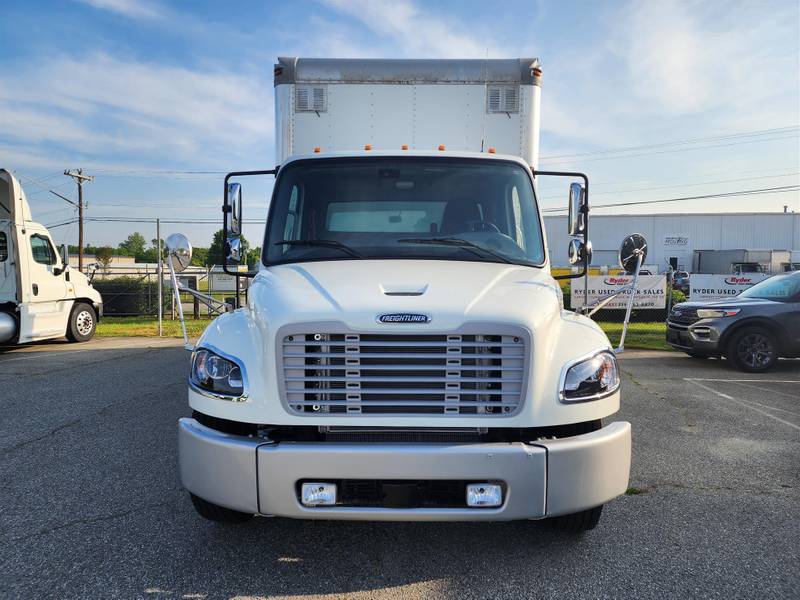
178,418,631,521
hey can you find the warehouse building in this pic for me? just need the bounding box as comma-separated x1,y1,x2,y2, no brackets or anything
544,212,800,272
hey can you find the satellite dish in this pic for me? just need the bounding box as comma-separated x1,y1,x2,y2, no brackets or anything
619,233,647,274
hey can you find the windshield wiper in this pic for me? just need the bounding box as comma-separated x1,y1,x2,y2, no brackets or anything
274,239,366,259
397,237,514,264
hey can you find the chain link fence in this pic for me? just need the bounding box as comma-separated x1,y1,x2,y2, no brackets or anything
87,266,239,318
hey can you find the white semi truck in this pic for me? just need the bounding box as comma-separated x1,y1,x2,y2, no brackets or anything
0,170,102,345
175,58,633,531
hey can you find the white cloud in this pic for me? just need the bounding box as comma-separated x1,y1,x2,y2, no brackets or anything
320,0,501,58
620,0,799,125
77,0,164,20
0,53,273,170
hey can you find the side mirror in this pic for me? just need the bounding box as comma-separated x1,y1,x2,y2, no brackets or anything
227,182,242,236
568,182,585,236
165,233,193,273
225,237,242,263
619,233,648,274
568,238,592,266
59,244,69,267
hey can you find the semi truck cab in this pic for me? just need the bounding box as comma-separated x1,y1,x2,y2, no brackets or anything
0,169,102,345
176,58,632,532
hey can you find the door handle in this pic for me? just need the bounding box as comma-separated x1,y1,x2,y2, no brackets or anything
32,283,38,296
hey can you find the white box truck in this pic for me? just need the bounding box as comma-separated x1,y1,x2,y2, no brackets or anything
1,169,102,345
175,58,632,531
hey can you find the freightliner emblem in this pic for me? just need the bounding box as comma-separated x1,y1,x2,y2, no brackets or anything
377,313,431,324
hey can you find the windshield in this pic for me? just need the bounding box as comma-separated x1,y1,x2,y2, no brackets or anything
263,157,545,267
738,272,800,301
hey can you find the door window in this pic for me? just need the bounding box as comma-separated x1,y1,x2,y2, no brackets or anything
30,234,56,265
0,232,7,262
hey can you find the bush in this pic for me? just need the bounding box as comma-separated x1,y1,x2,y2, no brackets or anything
671,289,687,305
92,276,166,316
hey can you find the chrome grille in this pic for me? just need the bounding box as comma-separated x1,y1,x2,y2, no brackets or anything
280,332,526,416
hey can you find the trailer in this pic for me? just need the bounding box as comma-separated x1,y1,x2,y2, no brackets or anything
692,249,792,275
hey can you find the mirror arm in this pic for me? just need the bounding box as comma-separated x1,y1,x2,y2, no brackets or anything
222,168,277,278
532,169,591,282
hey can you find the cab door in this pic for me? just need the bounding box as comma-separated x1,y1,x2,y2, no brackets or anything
0,222,16,305
18,229,70,341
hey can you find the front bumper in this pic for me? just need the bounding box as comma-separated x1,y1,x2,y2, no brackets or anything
178,418,631,521
666,320,722,353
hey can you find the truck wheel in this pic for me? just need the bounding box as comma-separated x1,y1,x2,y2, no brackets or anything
726,327,777,372
66,303,96,342
551,505,603,532
190,493,253,523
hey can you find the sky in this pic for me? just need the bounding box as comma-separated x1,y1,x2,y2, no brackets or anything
0,0,798,250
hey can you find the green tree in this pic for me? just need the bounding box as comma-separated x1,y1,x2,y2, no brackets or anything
191,247,209,266
246,246,261,269
206,229,249,267
118,232,147,257
95,246,114,270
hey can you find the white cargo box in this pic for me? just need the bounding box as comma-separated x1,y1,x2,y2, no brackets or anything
273,57,542,166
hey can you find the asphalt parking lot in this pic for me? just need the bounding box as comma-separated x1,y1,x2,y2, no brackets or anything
1,339,798,599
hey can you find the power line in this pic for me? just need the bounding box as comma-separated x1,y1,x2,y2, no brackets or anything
538,171,800,202
541,185,800,213
539,133,799,165
539,125,799,161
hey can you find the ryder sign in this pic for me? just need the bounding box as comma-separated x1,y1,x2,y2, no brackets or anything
571,275,667,309
689,274,769,302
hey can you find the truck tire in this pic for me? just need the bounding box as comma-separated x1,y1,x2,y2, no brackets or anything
726,327,777,372
190,493,253,523
551,505,603,532
66,303,96,342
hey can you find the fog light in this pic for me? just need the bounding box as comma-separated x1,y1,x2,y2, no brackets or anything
301,483,337,506
466,483,503,507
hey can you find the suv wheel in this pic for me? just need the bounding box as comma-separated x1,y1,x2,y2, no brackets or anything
190,493,253,523
727,327,777,372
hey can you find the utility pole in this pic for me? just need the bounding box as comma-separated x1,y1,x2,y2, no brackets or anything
63,169,94,271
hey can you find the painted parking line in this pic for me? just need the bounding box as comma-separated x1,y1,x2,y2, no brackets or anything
686,378,800,384
0,348,100,364
720,380,800,402
684,378,800,431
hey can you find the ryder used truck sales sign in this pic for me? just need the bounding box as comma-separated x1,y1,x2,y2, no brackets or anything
571,275,667,309
689,274,769,302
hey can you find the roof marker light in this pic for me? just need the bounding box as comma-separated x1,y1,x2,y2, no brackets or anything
364,144,372,151
313,146,321,153
401,144,409,150
438,144,446,151
487,147,496,154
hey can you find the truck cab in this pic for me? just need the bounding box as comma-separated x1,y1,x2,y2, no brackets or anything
176,58,631,532
0,169,102,345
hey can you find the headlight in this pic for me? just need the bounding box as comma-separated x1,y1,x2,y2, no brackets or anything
190,347,246,399
560,350,620,402
696,308,740,318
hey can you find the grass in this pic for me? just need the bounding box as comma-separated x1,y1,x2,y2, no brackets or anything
97,316,214,338
98,316,672,351
597,321,671,351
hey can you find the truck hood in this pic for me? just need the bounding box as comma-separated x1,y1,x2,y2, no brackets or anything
248,259,562,332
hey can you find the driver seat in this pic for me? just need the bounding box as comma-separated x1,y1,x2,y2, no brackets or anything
440,199,483,234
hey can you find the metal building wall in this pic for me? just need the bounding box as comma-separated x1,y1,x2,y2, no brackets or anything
544,213,800,271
